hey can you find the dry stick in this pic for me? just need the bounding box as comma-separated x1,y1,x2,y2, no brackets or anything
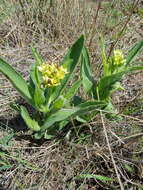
100,111,124,190
116,165,143,188
108,0,140,58
120,114,143,123
0,142,58,150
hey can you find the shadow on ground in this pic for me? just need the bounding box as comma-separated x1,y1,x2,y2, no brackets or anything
0,114,27,132
0,115,47,145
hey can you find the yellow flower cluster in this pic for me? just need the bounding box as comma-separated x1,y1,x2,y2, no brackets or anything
113,50,126,65
38,62,68,87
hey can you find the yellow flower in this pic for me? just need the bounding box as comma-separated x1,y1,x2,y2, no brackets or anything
113,49,126,65
38,62,68,88
56,66,67,80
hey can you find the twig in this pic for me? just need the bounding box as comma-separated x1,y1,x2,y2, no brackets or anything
100,111,124,190
120,114,143,123
111,133,143,148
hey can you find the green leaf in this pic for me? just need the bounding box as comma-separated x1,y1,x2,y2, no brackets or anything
126,40,143,65
51,35,84,100
31,46,43,65
59,120,69,130
44,133,55,139
20,106,41,131
64,79,82,100
104,101,123,120
81,46,94,93
51,96,65,110
41,108,78,131
76,116,87,123
97,71,126,100
41,100,106,131
29,64,46,109
111,82,124,92
75,174,113,182
127,65,143,72
34,131,44,139
28,77,35,99
34,87,45,109
76,100,106,113
97,64,143,100
28,64,38,99
30,63,41,87
44,87,56,105
0,58,32,104
100,35,108,76
62,35,84,71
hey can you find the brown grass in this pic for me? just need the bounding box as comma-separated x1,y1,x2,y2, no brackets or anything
0,0,143,189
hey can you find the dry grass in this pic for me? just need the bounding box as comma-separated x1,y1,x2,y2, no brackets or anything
0,0,143,189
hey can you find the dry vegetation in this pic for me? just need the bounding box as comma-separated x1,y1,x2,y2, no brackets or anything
0,0,143,189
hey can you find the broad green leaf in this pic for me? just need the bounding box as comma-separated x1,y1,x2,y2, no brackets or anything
76,116,87,123
20,106,41,131
127,65,143,72
28,77,35,99
29,64,45,108
62,35,84,71
51,96,65,110
81,46,94,93
97,65,143,100
41,108,78,131
30,63,41,87
76,100,106,113
97,71,126,100
31,46,43,65
104,101,118,114
41,100,106,131
44,87,55,105
76,100,107,122
64,79,82,100
51,35,84,100
75,174,113,181
134,62,143,65
126,40,143,65
34,87,45,109
0,58,32,104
